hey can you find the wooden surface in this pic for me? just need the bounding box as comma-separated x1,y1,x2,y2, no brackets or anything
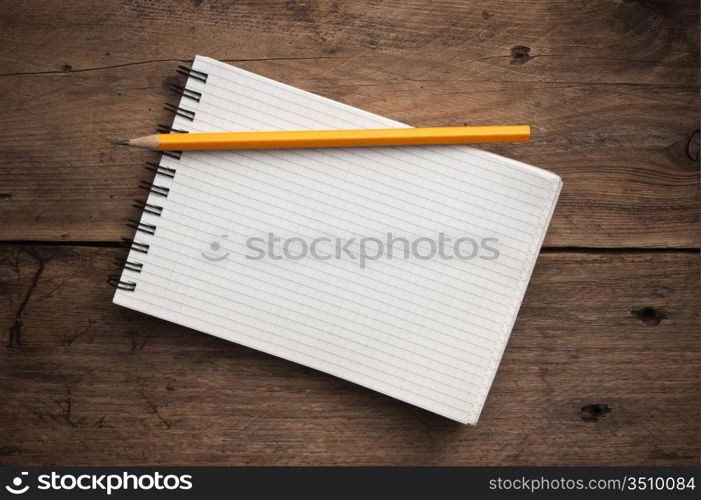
0,0,698,465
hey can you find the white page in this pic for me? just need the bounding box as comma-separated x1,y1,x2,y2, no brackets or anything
114,56,561,424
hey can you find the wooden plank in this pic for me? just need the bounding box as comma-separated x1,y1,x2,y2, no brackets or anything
0,245,697,465
1,0,698,79
0,0,698,247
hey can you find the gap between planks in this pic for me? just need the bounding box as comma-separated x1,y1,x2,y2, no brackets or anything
0,240,698,253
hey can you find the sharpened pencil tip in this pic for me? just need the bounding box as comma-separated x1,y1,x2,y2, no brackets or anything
115,139,130,146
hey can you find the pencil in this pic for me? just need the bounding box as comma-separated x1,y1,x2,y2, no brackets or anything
119,125,530,151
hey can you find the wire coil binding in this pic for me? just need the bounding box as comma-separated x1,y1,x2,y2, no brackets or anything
107,275,137,291
176,64,208,83
164,102,196,121
113,256,144,273
170,83,202,103
109,62,209,292
139,180,170,197
156,124,189,134
127,219,157,235
144,162,176,179
162,150,182,160
121,237,150,254
133,199,164,216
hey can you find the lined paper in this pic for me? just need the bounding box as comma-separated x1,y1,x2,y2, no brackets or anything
114,56,561,423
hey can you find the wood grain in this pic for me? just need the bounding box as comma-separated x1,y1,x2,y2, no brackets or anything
0,0,698,467
0,0,698,247
0,245,697,465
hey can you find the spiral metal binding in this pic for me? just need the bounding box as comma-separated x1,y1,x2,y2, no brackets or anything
121,237,150,254
113,256,143,272
127,219,156,235
176,64,208,83
162,150,182,160
164,102,196,121
156,124,189,134
170,83,202,103
139,180,170,197
133,199,164,216
145,162,176,179
109,62,208,292
107,275,137,291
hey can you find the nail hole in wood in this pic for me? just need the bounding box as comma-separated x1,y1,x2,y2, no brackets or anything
631,306,668,326
580,404,611,422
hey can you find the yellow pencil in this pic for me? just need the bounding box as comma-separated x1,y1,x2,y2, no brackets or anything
119,125,530,151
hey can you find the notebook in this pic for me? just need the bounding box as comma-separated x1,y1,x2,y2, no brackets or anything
112,55,562,424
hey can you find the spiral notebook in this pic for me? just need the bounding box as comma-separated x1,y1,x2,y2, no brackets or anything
112,56,562,424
